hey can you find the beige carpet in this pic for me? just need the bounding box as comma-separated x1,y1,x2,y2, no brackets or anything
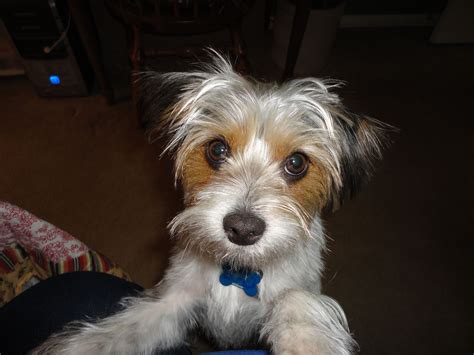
0,83,180,287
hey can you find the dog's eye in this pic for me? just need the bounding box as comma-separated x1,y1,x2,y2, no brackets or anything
284,152,309,178
206,139,229,168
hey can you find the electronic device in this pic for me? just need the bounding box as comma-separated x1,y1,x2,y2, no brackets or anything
1,0,93,97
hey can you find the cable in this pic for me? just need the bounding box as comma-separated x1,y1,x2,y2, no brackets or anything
43,10,71,54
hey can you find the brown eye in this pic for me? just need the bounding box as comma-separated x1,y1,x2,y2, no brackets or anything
206,139,229,168
284,152,309,178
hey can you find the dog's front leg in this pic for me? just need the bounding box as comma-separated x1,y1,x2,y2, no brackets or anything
262,290,356,355
33,260,205,354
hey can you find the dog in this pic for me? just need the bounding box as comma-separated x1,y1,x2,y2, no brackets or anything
34,52,388,354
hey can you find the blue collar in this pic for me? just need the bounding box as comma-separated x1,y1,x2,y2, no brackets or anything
219,264,262,297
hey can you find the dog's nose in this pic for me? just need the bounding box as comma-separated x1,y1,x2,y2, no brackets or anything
223,212,266,246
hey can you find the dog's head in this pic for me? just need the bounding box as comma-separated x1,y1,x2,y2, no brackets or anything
139,53,388,268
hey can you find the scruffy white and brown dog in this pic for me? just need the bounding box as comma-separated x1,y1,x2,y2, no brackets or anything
35,53,387,355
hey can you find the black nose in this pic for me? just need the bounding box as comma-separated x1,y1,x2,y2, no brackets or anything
223,212,266,246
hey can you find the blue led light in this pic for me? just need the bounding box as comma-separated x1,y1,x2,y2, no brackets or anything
49,75,61,85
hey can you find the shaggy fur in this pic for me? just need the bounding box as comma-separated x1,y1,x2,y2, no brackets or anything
34,52,388,355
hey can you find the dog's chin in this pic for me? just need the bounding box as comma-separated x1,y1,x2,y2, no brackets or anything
177,234,269,270
197,235,292,270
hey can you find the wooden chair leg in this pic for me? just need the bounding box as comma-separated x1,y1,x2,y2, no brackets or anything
68,0,114,103
230,23,251,75
282,0,311,81
129,25,142,71
127,25,146,127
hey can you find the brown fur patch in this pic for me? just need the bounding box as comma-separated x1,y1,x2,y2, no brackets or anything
181,146,214,205
180,121,254,205
225,121,254,156
264,128,331,214
287,163,330,215
181,118,330,214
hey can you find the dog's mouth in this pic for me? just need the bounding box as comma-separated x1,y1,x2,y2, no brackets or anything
226,231,262,246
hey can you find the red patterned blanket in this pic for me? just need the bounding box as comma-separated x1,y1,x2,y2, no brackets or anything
0,201,130,306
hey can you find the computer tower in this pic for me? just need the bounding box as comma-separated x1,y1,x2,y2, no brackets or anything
1,0,93,97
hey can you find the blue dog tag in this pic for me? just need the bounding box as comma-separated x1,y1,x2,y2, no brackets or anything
219,264,262,297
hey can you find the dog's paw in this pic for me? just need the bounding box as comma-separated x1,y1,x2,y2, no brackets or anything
272,325,334,355
264,291,355,355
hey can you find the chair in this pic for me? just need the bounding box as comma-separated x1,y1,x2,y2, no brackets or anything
105,0,254,72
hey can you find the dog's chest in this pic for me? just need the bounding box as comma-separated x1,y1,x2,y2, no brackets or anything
199,279,266,347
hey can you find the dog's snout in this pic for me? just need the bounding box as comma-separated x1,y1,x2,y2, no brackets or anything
223,212,266,246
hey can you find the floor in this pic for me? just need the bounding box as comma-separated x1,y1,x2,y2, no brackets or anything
0,28,473,354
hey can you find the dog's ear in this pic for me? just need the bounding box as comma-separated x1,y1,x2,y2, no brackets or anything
327,112,392,212
136,71,199,132
136,51,233,134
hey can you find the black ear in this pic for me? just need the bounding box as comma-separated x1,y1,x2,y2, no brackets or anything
136,71,197,132
329,114,393,211
136,52,234,133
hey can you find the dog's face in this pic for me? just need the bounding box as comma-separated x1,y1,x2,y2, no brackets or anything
139,55,386,269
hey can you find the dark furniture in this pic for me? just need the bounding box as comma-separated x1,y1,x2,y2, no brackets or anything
105,0,254,73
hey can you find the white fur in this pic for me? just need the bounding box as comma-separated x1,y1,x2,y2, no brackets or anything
34,222,353,354
33,53,388,355
34,240,352,354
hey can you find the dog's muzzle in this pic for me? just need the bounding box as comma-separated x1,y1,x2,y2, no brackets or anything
223,211,266,246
